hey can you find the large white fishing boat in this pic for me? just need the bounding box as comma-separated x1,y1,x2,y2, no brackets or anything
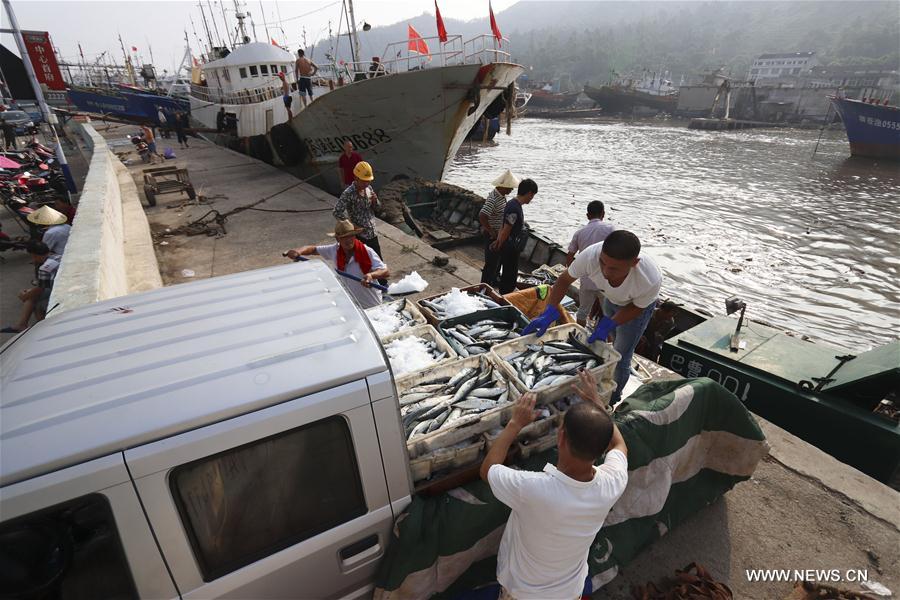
189,14,523,195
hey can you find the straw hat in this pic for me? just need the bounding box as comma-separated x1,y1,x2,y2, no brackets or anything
27,205,68,226
492,169,519,189
327,220,364,238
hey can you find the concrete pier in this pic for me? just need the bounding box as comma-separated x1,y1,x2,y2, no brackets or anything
3,122,895,600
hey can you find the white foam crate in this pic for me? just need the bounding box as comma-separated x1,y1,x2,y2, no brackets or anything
490,323,621,405
365,299,427,340
396,354,524,459
381,324,458,377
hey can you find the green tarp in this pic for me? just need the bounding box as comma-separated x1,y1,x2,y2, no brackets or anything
374,377,769,599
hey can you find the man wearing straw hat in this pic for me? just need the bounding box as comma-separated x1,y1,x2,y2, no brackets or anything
285,220,390,309
479,169,518,287
27,205,71,256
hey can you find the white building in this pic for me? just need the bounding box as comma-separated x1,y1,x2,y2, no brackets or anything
748,52,818,83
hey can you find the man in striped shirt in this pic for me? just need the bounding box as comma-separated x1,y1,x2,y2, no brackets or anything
479,169,518,287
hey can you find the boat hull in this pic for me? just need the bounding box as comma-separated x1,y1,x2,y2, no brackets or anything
67,87,189,123
192,63,524,195
584,84,678,113
527,90,581,110
829,97,900,160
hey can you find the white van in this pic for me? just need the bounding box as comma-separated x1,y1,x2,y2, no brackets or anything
0,261,412,598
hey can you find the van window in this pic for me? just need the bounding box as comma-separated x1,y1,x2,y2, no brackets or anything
0,494,138,598
170,416,367,581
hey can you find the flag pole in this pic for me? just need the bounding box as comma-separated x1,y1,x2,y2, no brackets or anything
1,0,77,193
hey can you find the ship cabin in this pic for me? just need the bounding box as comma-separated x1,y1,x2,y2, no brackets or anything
196,42,296,104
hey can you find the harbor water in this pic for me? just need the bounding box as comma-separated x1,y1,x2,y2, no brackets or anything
445,119,899,351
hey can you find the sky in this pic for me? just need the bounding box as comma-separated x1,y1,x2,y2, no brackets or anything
1,0,517,77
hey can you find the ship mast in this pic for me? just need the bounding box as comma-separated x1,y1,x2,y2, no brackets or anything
118,33,137,85
345,0,361,66
233,0,250,45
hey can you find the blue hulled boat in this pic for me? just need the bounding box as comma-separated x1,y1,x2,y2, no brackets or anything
67,85,189,124
829,96,900,160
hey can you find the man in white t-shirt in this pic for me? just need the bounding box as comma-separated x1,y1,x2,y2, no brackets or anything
479,379,628,600
523,230,661,404
285,220,390,309
566,200,616,326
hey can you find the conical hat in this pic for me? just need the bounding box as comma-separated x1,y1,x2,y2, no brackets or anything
26,205,68,226
491,169,519,188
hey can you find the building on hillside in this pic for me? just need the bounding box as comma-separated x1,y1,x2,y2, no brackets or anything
748,52,818,83
805,64,899,90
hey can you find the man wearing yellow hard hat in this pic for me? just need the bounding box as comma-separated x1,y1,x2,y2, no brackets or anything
333,161,386,284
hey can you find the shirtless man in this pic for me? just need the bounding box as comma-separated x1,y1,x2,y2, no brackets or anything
294,49,318,108
278,72,293,120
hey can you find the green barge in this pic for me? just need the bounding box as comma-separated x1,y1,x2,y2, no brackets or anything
660,315,899,483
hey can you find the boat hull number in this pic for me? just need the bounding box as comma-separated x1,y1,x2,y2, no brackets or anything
666,352,751,402
306,129,392,157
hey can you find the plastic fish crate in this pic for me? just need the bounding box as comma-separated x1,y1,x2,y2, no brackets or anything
415,284,510,325
549,379,618,413
381,324,458,377
397,354,525,459
519,426,560,460
489,323,621,405
365,299,427,341
436,306,529,352
482,395,560,446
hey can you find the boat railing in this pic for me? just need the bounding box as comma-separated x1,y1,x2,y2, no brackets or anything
463,35,511,65
190,79,288,106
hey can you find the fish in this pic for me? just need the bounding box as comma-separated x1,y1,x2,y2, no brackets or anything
504,335,608,392
399,392,433,406
400,358,514,440
455,398,500,412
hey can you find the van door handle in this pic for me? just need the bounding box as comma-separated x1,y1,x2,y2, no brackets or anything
339,534,381,569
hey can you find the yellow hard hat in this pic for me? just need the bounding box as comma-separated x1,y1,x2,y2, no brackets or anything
353,161,374,181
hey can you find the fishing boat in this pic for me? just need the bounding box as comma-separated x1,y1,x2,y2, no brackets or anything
585,71,678,114
189,8,523,196
526,88,581,110
66,85,189,123
829,96,900,160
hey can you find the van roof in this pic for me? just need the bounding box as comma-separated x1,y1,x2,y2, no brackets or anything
0,262,388,487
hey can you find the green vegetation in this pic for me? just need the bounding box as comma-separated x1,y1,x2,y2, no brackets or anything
503,2,899,86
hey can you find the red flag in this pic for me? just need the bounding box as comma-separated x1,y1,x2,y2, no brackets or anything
271,38,279,47
489,1,503,45
434,1,448,43
407,24,430,58
131,46,138,52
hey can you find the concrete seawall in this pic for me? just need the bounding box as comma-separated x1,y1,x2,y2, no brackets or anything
49,122,162,314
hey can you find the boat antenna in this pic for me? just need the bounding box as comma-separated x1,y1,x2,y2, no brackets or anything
259,1,270,42
274,0,287,44
198,2,217,54
189,14,208,59
217,1,233,47
344,0,361,66
207,0,224,49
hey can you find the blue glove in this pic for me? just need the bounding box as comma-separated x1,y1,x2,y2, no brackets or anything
588,316,617,344
521,305,560,337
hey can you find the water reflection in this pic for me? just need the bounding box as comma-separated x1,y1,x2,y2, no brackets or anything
445,119,900,351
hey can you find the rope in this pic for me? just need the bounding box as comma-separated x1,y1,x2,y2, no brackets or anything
161,173,335,238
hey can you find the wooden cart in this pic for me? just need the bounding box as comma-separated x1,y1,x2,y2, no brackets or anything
142,166,196,207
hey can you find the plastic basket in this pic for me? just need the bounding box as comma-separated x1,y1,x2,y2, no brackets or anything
365,299,427,340
415,284,510,325
436,306,529,353
490,323,621,405
396,354,524,459
381,324,458,377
